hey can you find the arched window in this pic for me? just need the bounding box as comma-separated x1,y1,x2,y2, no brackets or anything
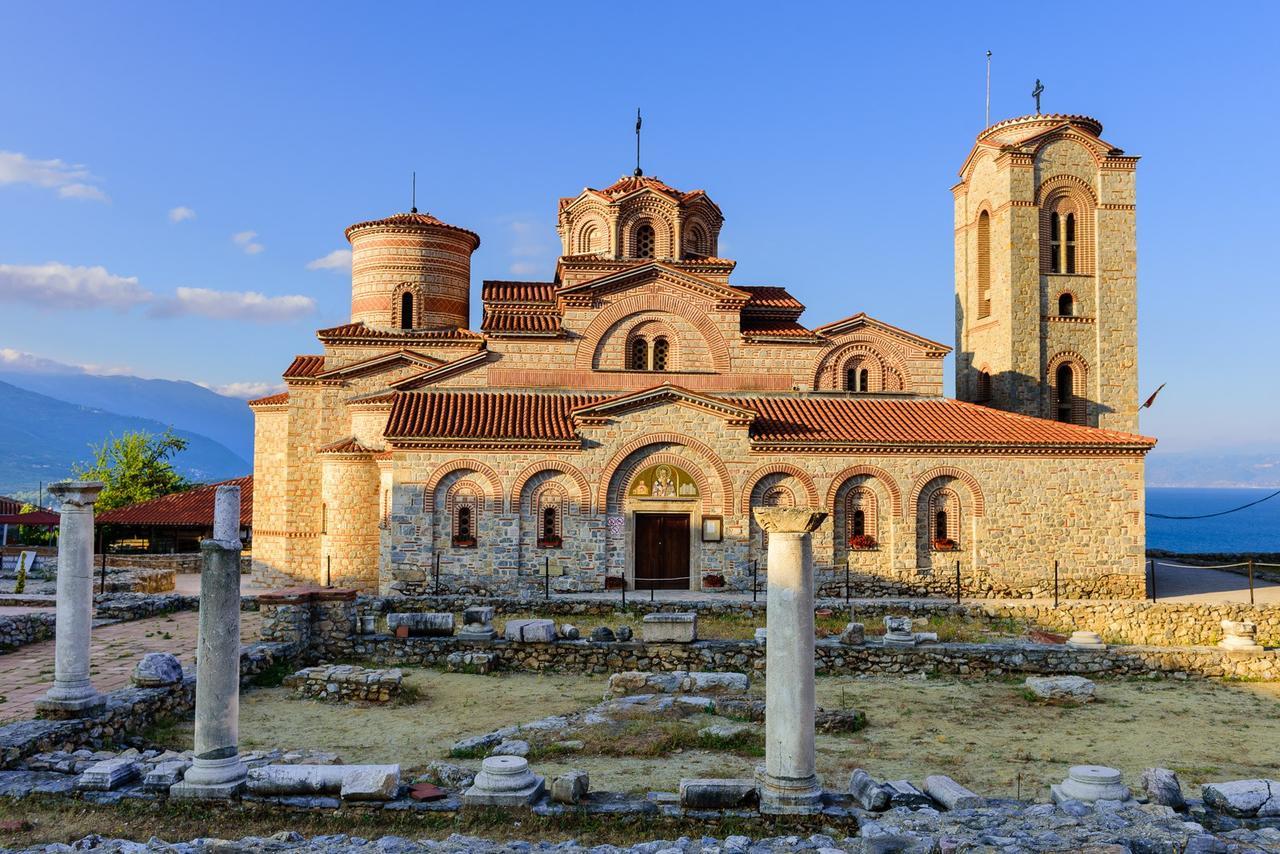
450,485,480,547
400,291,414,330
1065,213,1077,273
684,223,707,256
976,369,992,403
629,336,649,370
1041,188,1092,275
652,336,669,371
1050,212,1062,274
1058,292,1075,316
845,362,871,392
935,510,948,540
1055,363,1075,424
928,487,960,549
634,223,655,259
976,210,991,319
845,485,878,548
542,506,557,541
852,510,866,537
578,223,599,254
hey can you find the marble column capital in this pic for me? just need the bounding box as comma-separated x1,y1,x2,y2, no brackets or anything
751,507,827,534
48,480,104,508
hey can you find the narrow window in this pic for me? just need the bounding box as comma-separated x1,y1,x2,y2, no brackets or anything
859,368,869,392
400,291,414,330
652,336,669,371
542,507,557,541
1058,292,1074,316
1065,213,1076,274
629,336,649,370
1056,363,1075,423
935,510,948,541
976,370,992,402
635,223,655,258
846,368,858,391
1049,212,1062,274
457,506,472,539
977,211,991,318
321,503,327,534
852,509,865,537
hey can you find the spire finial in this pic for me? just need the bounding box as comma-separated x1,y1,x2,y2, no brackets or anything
1032,79,1044,115
410,171,417,213
985,50,993,127
634,108,643,177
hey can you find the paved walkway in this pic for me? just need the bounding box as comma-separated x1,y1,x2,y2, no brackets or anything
0,609,262,724
1148,561,1280,605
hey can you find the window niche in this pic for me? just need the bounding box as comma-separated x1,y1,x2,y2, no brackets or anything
450,484,480,548
845,486,878,550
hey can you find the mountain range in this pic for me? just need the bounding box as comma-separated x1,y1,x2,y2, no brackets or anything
0,376,251,501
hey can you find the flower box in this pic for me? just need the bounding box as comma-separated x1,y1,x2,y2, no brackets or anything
932,537,957,552
452,536,477,549
848,534,878,551
604,576,626,590
702,573,726,589
536,534,563,549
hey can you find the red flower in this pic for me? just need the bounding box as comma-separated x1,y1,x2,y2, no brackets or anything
848,534,878,550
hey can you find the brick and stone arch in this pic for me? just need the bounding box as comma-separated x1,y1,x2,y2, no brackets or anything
908,466,985,518
599,434,732,516
530,480,567,545
829,470,896,567
391,282,425,330
813,339,912,392
423,458,504,512
1037,175,1097,276
624,318,680,372
913,473,978,568
975,204,993,319
575,218,606,254
576,293,731,372
618,203,676,258
741,462,819,513
928,487,961,545
1048,350,1089,425
824,464,903,517
508,460,591,513
606,449,720,516
747,473,803,564
446,479,483,544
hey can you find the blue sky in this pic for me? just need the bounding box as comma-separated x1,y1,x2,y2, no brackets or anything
0,2,1275,454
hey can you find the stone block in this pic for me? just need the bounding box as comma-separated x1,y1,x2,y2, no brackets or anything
558,623,580,640
504,619,556,643
77,757,140,791
882,615,916,647
615,626,633,642
245,764,400,801
923,774,982,810
131,652,183,687
1140,767,1186,810
698,723,749,740
387,612,454,637
1220,620,1264,653
678,778,758,809
589,626,615,643
1202,779,1280,818
1024,675,1096,702
641,612,697,643
839,622,865,645
551,770,589,804
463,756,545,807
607,670,748,697
446,651,495,674
848,769,889,811
492,739,529,757
1066,630,1106,649
882,779,931,808
339,765,400,800
143,759,191,792
1051,765,1131,804
459,606,497,640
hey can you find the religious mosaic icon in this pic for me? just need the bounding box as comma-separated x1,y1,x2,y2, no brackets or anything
630,463,698,500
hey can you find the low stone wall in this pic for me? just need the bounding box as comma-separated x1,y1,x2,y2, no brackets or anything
92,592,260,622
282,664,402,703
0,641,293,769
816,565,1145,601
346,634,1280,682
971,600,1280,648
97,567,176,594
96,553,254,574
0,611,56,652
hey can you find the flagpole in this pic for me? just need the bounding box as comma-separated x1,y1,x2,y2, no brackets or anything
985,50,992,128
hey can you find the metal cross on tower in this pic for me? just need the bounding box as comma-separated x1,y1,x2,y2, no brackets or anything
634,108,643,177
1032,79,1044,114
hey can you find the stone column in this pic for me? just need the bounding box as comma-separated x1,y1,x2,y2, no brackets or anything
36,481,105,718
753,506,827,814
172,485,248,799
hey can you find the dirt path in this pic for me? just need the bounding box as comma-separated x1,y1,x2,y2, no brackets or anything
0,610,261,723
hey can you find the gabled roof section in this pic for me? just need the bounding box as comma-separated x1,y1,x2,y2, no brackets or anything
283,355,325,379
559,175,719,215
481,281,557,304
317,322,484,346
315,349,446,381
480,279,563,336
248,391,290,407
556,261,751,307
317,436,378,455
97,476,253,527
571,384,756,428
814,313,951,355
739,286,805,313
740,318,820,341
389,350,490,389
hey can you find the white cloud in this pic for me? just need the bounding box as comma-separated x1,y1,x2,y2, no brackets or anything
305,248,352,271
232,230,265,255
0,262,153,310
0,151,109,202
168,206,196,223
197,380,287,399
503,217,555,276
508,261,541,276
0,348,133,376
153,286,315,323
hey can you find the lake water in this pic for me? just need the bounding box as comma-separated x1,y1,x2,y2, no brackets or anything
1146,487,1280,554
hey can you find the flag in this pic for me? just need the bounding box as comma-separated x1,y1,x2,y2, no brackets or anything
1141,382,1166,409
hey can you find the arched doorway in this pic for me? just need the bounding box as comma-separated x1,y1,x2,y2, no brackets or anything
627,463,699,590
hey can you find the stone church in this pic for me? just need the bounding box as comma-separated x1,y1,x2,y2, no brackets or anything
249,113,1154,600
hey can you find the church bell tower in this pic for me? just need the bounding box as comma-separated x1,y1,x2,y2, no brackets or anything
953,114,1140,434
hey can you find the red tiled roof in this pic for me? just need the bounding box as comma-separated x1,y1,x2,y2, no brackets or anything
343,211,481,248
96,476,253,527
481,281,557,303
739,286,805,312
0,495,22,516
385,392,608,442
283,355,325,379
317,437,376,454
0,509,59,526
740,319,818,338
248,391,289,407
317,322,483,343
481,310,562,334
561,175,713,210
724,396,1155,449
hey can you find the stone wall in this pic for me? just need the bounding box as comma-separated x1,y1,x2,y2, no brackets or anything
0,641,292,769
344,634,1280,682
93,554,254,574
0,611,56,652
282,664,401,703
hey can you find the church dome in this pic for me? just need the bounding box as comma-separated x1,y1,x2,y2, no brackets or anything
345,210,480,332
976,114,1104,146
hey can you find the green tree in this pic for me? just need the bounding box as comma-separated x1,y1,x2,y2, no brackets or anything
73,430,191,511
15,502,55,546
